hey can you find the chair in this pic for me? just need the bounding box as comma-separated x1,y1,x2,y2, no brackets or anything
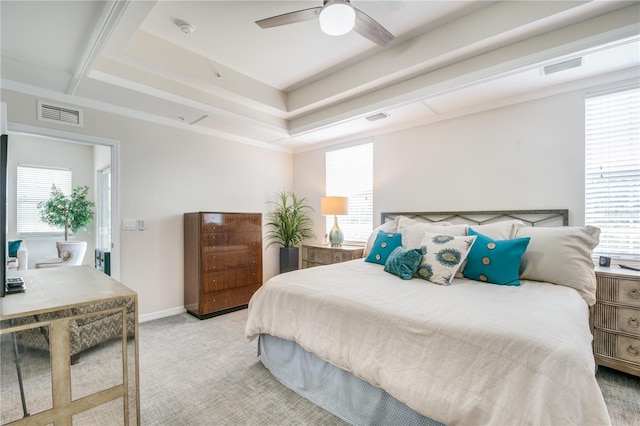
7,247,28,271
34,242,85,269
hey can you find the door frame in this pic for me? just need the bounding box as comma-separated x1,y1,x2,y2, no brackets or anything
7,122,121,279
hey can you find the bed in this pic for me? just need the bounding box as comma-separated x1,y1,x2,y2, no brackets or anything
245,210,611,425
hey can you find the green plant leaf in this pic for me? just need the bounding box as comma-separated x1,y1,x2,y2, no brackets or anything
37,184,95,241
265,190,315,248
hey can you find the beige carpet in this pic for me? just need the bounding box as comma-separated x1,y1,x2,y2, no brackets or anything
2,309,639,425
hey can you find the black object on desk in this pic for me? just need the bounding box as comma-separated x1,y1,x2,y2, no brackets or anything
6,277,25,294
619,264,640,272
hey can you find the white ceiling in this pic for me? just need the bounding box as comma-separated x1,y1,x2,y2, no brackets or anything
1,1,639,152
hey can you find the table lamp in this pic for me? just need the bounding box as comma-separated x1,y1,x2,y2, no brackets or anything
321,196,348,247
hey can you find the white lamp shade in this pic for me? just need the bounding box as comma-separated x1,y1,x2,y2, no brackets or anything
319,2,356,36
321,196,348,216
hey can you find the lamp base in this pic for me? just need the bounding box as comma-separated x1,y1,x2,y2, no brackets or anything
329,216,344,247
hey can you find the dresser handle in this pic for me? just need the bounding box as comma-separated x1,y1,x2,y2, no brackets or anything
627,345,639,357
629,288,640,299
629,317,639,328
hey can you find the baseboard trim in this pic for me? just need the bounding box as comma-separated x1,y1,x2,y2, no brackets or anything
139,306,187,323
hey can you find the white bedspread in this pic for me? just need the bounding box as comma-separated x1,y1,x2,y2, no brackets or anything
245,259,611,426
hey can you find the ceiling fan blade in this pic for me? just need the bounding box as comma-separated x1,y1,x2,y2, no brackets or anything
256,7,322,29
353,8,395,46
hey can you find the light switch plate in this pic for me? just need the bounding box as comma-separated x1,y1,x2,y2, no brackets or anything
122,219,136,230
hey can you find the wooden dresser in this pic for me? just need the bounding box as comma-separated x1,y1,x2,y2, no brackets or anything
593,266,640,376
301,243,364,269
184,212,262,319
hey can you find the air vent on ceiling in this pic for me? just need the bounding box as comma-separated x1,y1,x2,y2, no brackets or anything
366,112,389,122
542,57,583,75
37,101,83,127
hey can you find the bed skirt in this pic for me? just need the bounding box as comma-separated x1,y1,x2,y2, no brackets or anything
258,334,443,426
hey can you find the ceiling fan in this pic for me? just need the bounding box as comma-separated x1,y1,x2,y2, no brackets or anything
255,0,395,47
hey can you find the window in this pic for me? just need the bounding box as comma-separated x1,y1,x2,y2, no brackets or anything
17,165,72,234
585,87,640,260
325,142,373,242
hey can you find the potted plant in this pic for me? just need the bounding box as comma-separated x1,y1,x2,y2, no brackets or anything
38,184,95,265
265,190,315,273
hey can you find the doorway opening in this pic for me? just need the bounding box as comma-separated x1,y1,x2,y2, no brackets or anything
6,123,120,279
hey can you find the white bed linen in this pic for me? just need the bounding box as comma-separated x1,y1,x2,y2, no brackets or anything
245,259,611,426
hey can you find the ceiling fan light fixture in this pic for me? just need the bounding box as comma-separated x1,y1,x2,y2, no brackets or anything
319,1,356,36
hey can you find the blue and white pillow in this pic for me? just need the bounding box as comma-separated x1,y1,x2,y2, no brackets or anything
416,232,476,285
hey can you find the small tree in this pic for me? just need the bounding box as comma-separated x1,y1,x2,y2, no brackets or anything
38,185,95,241
265,190,315,248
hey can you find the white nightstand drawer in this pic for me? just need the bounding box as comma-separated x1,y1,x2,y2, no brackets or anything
595,304,640,335
620,279,640,307
618,335,640,364
618,307,640,334
594,330,640,365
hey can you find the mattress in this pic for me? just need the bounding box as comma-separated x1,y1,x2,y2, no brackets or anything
246,259,610,425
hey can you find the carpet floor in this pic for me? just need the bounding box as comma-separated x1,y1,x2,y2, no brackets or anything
2,308,639,425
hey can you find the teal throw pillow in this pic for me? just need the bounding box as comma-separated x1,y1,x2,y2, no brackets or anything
8,240,22,258
463,228,530,286
365,231,402,265
384,246,424,280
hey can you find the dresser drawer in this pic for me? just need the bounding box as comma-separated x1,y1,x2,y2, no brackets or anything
595,304,640,335
594,330,640,365
302,245,363,268
597,275,640,308
620,279,640,307
304,247,332,264
201,213,261,233
201,250,260,272
203,267,262,292
202,232,261,248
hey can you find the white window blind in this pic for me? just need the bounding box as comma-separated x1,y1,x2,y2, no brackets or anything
326,143,373,242
17,165,72,234
585,87,640,260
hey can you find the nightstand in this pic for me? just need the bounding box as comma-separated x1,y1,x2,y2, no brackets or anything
301,244,364,269
593,266,640,376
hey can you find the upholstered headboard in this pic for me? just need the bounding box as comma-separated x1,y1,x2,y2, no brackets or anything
381,209,568,227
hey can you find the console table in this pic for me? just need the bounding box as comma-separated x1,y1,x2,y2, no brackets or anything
0,266,139,425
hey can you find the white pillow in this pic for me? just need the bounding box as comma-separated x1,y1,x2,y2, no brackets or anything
416,232,477,285
363,217,399,257
398,222,462,249
471,220,524,240
516,226,600,305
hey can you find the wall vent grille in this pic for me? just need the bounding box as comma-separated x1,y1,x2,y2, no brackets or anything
37,101,83,127
365,112,389,122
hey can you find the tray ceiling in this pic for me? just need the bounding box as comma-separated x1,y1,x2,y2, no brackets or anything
1,1,639,151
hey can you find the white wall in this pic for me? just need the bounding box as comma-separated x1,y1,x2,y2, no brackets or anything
7,134,95,268
294,91,587,242
3,88,590,318
3,89,292,319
